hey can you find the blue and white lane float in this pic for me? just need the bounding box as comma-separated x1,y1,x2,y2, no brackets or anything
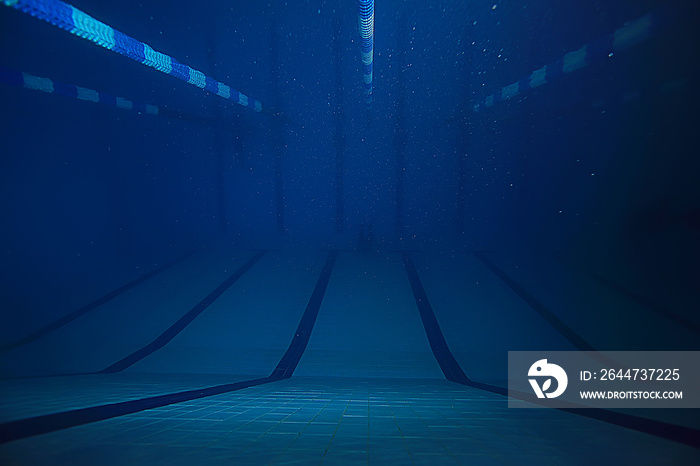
473,13,657,112
0,66,159,114
358,0,374,107
1,0,262,112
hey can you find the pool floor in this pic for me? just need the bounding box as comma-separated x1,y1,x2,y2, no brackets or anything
1,375,698,465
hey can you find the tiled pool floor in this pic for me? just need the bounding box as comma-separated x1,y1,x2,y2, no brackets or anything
0,373,254,423
1,376,697,465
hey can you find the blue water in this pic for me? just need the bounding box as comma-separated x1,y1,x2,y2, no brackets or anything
0,0,697,252
0,0,699,463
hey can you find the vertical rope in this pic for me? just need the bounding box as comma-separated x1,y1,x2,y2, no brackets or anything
358,0,374,108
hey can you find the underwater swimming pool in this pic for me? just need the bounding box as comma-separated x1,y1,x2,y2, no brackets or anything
1,0,699,464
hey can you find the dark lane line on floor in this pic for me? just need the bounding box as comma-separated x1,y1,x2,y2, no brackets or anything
400,252,473,385
0,371,102,382
587,271,700,334
401,252,700,450
0,250,338,444
271,250,338,379
0,377,272,445
102,250,268,373
0,252,194,353
472,251,596,351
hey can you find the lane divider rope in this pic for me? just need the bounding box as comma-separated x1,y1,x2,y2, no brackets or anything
0,65,159,115
2,0,262,112
473,12,659,112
